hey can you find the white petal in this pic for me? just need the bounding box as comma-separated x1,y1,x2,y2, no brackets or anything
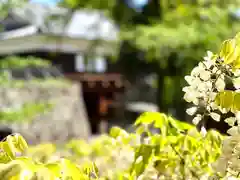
193,98,199,105
191,66,204,76
186,107,198,116
224,117,236,126
220,107,228,114
227,126,239,136
234,69,240,76
199,70,211,81
235,111,240,126
233,77,240,89
198,62,206,69
213,157,228,174
184,76,195,85
183,91,199,103
192,114,202,125
200,126,207,137
205,81,212,89
191,77,202,88
212,67,218,73
210,112,221,122
207,50,213,57
198,82,208,92
182,86,191,93
209,92,217,101
215,78,225,91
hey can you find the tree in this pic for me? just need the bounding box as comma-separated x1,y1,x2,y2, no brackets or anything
0,0,27,20
121,0,240,119
58,0,240,120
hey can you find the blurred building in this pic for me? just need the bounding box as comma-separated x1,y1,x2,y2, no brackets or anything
0,2,126,134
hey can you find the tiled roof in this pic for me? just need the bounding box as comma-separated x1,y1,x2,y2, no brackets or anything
3,2,119,41
0,2,119,55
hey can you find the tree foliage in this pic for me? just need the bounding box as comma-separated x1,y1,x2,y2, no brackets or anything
0,112,223,179
0,0,27,20
5,30,240,179
58,0,240,117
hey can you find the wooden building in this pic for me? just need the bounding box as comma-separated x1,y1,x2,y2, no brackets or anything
0,2,126,134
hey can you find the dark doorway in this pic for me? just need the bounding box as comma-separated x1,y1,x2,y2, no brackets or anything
83,91,100,134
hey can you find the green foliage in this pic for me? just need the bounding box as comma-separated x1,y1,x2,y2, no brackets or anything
0,112,223,179
0,56,71,87
60,0,116,11
215,90,240,112
0,56,51,69
0,102,54,124
0,0,27,21
183,31,240,178
0,77,71,88
123,3,239,65
0,134,99,180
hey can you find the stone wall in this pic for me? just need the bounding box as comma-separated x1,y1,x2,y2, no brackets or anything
0,82,91,144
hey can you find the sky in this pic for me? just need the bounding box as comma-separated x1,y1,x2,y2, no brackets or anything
30,0,149,10
126,0,149,11
30,0,61,6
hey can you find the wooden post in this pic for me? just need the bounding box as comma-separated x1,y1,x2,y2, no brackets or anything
99,96,109,133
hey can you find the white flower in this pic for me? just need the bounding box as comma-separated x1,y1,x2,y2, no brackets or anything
192,114,202,125
224,117,236,126
193,98,199,105
233,77,240,89
200,126,207,137
222,140,234,155
191,66,205,77
233,69,240,76
182,86,191,93
212,66,221,74
198,82,209,92
198,81,212,93
186,106,198,116
213,157,228,174
226,176,239,180
215,77,225,91
209,102,218,110
209,92,217,101
189,77,202,88
204,51,214,61
205,81,212,89
184,76,195,85
210,112,221,122
182,86,192,93
183,93,196,103
220,107,228,114
183,88,200,104
235,111,240,124
198,62,207,69
206,105,211,111
227,126,239,136
203,51,214,68
199,70,211,81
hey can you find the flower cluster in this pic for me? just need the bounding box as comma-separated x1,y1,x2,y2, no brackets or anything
213,135,240,178
183,45,240,178
183,50,240,131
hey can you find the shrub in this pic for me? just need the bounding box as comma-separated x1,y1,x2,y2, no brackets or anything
3,32,240,179
0,112,223,179
183,32,240,179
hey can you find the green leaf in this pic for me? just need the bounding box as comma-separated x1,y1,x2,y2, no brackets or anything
168,117,193,132
131,144,153,177
233,92,240,111
219,39,236,65
134,112,156,126
215,90,235,111
44,163,62,177
109,126,122,138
